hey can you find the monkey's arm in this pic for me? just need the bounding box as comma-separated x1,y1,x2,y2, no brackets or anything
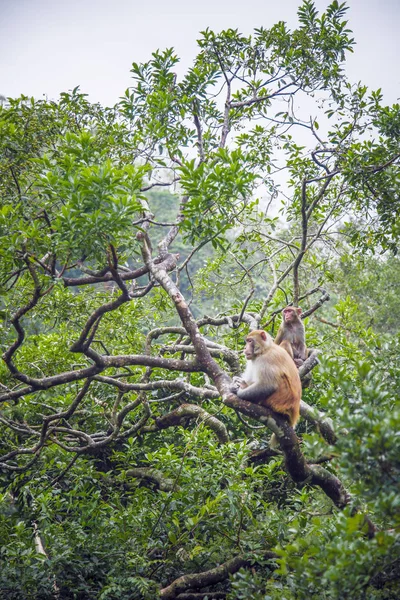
279,339,294,359
229,377,247,393
273,327,284,345
236,382,276,402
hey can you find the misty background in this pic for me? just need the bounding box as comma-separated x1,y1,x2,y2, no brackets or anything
0,0,399,106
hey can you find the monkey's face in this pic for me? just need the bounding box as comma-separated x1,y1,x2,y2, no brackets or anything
244,330,271,359
283,307,301,322
244,338,256,359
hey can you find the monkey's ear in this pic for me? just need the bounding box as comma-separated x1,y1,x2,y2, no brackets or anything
297,308,302,315
260,331,267,341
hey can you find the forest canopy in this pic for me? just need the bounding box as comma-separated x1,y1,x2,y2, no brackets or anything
0,1,399,598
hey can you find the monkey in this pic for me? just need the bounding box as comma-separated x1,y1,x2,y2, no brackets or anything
274,306,307,367
230,330,301,445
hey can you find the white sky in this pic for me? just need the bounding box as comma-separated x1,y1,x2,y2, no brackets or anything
0,0,399,107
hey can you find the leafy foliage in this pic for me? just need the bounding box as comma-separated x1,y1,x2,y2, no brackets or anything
0,2,399,599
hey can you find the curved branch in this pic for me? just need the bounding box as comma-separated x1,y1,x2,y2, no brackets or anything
0,364,103,402
143,403,229,443
160,553,276,599
62,252,177,287
300,400,337,445
3,258,43,370
248,447,281,463
301,289,330,319
161,344,241,375
197,313,260,331
140,238,230,389
298,348,320,379
223,393,351,509
0,355,202,405
145,326,186,354
125,468,175,492
70,292,130,353
94,375,220,400
63,264,150,287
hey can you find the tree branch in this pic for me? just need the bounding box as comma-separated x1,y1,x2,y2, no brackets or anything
125,468,176,492
160,553,276,599
223,393,352,510
143,403,229,443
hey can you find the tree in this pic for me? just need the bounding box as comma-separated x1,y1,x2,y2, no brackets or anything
0,2,399,598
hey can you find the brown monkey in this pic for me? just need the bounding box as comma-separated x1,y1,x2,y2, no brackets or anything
274,306,307,367
230,330,301,443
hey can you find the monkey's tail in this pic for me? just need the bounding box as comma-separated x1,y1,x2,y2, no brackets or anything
269,433,279,449
280,374,301,426
269,421,298,449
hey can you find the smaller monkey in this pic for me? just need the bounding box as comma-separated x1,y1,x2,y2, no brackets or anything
274,306,307,367
230,330,301,445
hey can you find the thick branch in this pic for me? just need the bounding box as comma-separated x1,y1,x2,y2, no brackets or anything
63,264,149,287
104,354,200,372
298,349,320,379
0,364,102,401
160,553,276,599
140,238,229,389
223,394,351,509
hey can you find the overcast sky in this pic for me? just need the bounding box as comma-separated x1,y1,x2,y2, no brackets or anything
0,0,399,106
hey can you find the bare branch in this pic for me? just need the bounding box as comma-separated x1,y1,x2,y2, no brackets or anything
143,403,229,443
140,235,230,388
193,102,205,163
140,178,179,192
94,375,220,400
160,554,277,599
125,468,176,492
223,393,352,510
300,400,337,445
145,326,186,354
197,313,260,331
157,196,189,257
161,344,241,375
70,292,130,354
63,264,149,287
301,290,330,318
293,179,308,305
3,258,43,372
298,348,321,379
